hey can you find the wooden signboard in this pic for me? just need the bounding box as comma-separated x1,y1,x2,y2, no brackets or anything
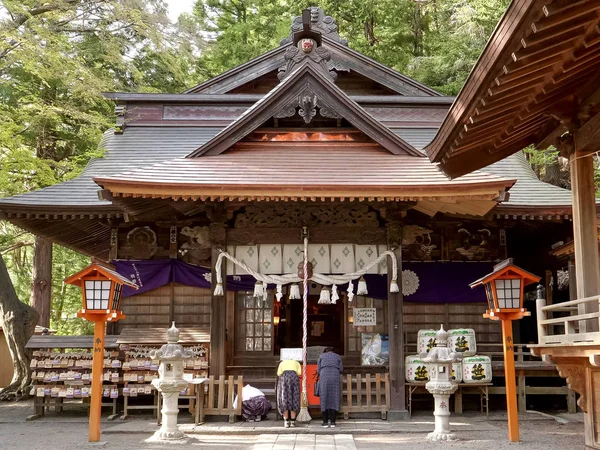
354,308,377,326
280,348,303,361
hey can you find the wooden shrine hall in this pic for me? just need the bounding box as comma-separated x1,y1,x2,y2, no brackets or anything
0,6,584,418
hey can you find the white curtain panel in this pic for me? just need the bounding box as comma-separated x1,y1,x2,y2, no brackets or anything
282,244,304,274
330,244,355,274
354,245,379,274
234,245,259,275
308,244,330,273
258,244,283,274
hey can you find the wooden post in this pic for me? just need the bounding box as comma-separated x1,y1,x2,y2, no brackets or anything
570,150,600,331
210,223,227,377
501,319,519,442
30,235,52,327
568,258,577,301
386,220,406,418
89,320,106,442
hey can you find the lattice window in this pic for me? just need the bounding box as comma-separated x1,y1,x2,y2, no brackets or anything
236,291,273,353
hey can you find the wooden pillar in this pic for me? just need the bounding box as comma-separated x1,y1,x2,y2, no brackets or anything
209,223,227,377
387,220,407,418
30,236,52,327
570,149,600,330
568,258,577,301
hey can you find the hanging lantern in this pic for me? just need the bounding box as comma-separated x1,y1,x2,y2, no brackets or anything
289,283,301,300
318,286,331,304
357,277,368,296
253,281,264,298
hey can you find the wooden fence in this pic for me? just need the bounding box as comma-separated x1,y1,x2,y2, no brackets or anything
201,375,243,422
340,373,390,419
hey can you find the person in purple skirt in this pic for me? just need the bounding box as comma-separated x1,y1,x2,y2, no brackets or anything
317,347,343,428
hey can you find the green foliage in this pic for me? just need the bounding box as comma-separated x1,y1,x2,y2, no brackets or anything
0,0,205,335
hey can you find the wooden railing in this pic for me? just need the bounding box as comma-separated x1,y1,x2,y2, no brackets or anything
201,375,243,422
536,294,600,345
340,373,390,420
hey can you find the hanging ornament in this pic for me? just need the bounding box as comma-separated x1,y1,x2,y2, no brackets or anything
276,284,283,302
331,284,339,304
347,280,354,302
318,286,331,304
357,276,368,296
289,283,301,300
390,278,399,293
253,281,264,298
213,282,224,296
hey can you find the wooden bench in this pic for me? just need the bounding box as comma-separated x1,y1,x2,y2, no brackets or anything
340,373,390,420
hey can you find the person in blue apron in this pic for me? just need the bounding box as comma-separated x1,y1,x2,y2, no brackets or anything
276,359,301,428
317,347,343,428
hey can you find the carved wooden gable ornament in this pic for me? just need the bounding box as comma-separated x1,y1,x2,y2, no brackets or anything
187,63,421,158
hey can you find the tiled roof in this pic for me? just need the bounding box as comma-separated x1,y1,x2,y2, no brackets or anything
95,145,513,196
0,126,574,211
0,127,221,208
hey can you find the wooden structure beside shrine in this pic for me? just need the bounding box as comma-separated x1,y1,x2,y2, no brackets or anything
426,0,600,446
0,6,582,418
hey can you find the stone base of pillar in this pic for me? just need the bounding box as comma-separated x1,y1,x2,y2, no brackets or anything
427,431,457,441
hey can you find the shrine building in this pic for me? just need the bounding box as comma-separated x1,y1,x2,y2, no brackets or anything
0,7,580,416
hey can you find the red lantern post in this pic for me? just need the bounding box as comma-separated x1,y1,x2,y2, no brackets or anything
470,258,540,443
65,263,137,442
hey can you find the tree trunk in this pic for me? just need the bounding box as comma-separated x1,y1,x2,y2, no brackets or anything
0,255,39,400
30,236,52,328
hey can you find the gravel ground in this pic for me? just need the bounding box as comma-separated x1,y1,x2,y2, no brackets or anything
0,400,586,450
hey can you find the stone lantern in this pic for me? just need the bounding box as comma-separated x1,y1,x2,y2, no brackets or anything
149,322,192,441
420,325,462,441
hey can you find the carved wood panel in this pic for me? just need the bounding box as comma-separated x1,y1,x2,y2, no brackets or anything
234,204,380,228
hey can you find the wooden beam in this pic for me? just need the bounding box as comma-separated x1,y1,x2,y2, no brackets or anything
533,1,600,33
575,111,600,153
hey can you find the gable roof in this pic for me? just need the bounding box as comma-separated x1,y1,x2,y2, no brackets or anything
188,61,423,158
185,37,440,97
426,0,600,178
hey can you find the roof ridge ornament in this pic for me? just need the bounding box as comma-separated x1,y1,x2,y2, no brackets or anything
281,7,348,47
278,9,340,82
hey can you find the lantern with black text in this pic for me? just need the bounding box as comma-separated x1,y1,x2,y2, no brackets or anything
470,258,539,443
65,263,137,442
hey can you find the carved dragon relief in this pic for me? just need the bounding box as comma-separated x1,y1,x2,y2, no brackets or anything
280,7,348,46
234,204,380,228
556,364,587,412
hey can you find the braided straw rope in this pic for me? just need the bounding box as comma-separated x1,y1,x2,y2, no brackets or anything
296,237,312,422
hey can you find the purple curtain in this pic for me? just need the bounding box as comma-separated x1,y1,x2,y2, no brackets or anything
113,259,491,303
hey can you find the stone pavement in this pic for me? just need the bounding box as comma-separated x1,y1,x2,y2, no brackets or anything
0,400,587,450
252,434,357,450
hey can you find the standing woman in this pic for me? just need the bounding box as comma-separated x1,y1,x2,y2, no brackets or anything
276,358,302,428
317,347,343,427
